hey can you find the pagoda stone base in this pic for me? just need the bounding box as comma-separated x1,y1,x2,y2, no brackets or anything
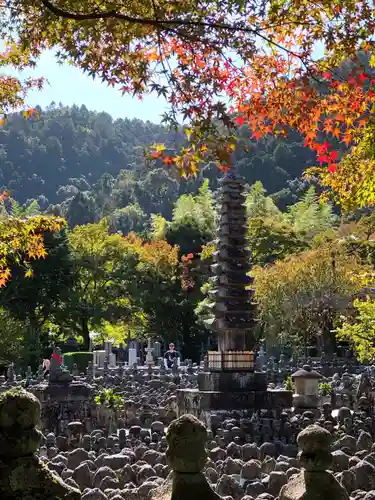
198,370,267,392
177,387,292,415
178,370,292,416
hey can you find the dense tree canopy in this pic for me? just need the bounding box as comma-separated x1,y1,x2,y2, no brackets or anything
0,226,74,365
254,244,372,355
57,220,137,350
0,172,374,366
0,105,315,215
337,298,375,363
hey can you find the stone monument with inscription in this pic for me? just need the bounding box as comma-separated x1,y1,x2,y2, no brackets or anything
178,171,292,417
145,339,154,366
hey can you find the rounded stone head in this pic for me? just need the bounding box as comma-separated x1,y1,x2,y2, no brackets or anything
0,387,42,457
297,424,332,471
165,414,208,473
0,387,40,429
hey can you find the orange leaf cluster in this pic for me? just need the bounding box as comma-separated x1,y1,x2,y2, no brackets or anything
180,253,196,290
0,216,66,287
155,36,375,178
0,190,9,201
123,232,179,272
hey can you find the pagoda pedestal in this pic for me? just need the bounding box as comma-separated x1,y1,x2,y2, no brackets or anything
178,368,292,416
178,345,291,417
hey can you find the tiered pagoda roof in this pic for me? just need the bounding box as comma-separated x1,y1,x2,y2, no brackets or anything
204,172,256,351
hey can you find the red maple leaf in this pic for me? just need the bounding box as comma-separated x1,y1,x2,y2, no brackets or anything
357,72,369,85
163,156,174,166
318,141,330,153
318,154,330,165
236,115,245,127
328,164,337,173
217,163,231,173
252,130,263,140
329,150,339,162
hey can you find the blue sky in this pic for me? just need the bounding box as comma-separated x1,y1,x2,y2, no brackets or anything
6,41,324,124
7,49,168,123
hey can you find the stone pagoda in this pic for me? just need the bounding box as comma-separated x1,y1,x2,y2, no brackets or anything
29,347,93,434
205,170,256,367
178,172,292,417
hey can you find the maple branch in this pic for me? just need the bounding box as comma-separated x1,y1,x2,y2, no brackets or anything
39,0,313,68
150,0,181,120
40,0,255,31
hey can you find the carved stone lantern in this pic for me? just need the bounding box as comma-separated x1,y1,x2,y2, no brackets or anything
291,365,322,409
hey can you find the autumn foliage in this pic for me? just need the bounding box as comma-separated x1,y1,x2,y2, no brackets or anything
0,41,44,121
2,1,375,207
0,215,66,287
123,232,178,275
254,244,375,347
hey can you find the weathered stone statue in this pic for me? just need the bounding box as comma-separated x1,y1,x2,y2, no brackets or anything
0,387,80,500
151,414,222,500
71,363,79,377
37,364,44,382
6,363,14,383
279,424,349,500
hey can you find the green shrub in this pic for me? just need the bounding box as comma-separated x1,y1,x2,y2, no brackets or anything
63,352,93,373
319,382,332,396
95,388,124,410
285,376,293,391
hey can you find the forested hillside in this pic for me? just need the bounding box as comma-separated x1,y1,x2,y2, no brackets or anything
0,103,317,223
1,106,374,365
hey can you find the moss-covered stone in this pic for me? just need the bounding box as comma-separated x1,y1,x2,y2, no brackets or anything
0,388,42,458
0,455,81,500
0,388,40,430
280,469,349,500
0,388,81,500
0,426,42,459
152,415,222,500
297,425,331,454
165,414,207,473
297,425,332,472
280,424,349,500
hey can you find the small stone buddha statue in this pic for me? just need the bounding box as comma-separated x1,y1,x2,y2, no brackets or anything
151,414,222,500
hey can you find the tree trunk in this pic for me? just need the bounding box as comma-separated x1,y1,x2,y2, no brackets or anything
81,318,90,351
322,310,336,356
23,316,40,370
